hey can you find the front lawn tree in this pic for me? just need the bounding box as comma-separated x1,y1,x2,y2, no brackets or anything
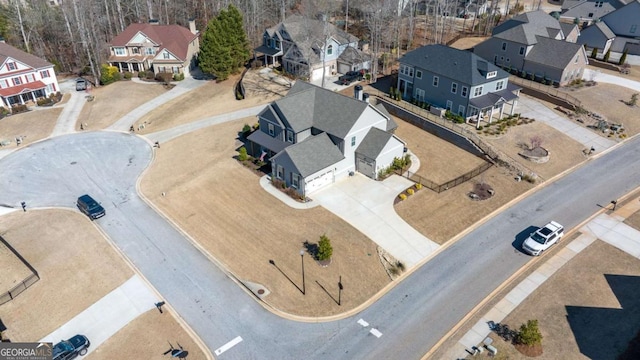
317,234,333,261
199,5,250,81
518,319,543,346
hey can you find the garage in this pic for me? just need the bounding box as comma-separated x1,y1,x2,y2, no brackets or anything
356,158,375,179
337,62,351,75
305,170,333,194
311,66,332,81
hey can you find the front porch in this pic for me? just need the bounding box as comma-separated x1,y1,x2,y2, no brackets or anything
0,82,49,108
110,61,147,73
254,45,283,68
467,85,521,129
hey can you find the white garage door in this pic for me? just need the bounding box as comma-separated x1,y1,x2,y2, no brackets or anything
357,158,375,179
338,63,350,75
306,171,333,194
311,66,331,81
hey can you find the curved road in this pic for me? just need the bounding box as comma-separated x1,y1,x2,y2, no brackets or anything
1,131,640,359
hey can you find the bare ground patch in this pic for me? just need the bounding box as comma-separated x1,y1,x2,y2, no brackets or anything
0,107,61,148
76,81,168,130
86,309,207,360
0,210,132,341
139,118,390,316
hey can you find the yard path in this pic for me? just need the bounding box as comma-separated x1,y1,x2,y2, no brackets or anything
584,68,640,92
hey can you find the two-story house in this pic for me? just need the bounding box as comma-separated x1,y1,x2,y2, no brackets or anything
108,20,199,76
578,0,640,64
397,44,520,124
473,10,588,86
254,15,369,81
0,41,59,108
246,82,405,197
560,0,625,26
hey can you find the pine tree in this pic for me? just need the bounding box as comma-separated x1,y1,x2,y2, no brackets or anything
227,5,250,71
317,235,333,261
590,47,598,59
619,48,628,65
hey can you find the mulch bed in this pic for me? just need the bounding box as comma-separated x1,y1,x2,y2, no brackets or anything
469,182,494,201
514,343,543,357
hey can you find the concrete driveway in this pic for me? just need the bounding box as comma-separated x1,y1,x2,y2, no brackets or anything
312,174,440,267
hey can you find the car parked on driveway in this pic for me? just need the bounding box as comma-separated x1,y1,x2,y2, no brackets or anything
53,334,90,360
522,221,564,256
338,70,364,85
76,194,105,220
75,78,87,91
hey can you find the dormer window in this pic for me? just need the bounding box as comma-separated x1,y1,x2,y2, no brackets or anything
595,1,603,7
286,130,294,143
486,71,497,79
163,52,170,59
327,45,333,55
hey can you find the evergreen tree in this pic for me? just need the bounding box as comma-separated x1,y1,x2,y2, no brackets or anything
198,5,250,81
619,48,628,65
591,47,598,59
317,234,333,261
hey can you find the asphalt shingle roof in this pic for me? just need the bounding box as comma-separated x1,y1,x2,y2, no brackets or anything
0,42,52,70
400,44,509,86
109,23,198,61
273,132,345,177
492,10,563,45
356,127,393,159
525,36,585,69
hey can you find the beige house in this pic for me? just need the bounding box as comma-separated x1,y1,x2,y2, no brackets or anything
108,21,199,76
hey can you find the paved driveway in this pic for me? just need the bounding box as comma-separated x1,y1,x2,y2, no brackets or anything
312,174,439,267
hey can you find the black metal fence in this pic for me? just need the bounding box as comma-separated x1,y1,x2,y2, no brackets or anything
0,273,40,306
398,162,494,193
508,76,582,109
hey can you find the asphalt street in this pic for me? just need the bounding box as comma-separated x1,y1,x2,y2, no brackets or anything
1,130,640,359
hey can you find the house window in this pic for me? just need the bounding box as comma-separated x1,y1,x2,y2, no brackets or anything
0,79,7,88
446,100,453,111
461,86,468,97
25,74,34,82
351,136,356,147
575,55,579,63
276,165,284,180
588,12,594,17
473,86,483,97
158,66,166,73
595,1,603,7
275,39,281,49
631,25,637,34
40,70,50,78
132,47,140,54
458,105,465,116
268,123,275,136
415,88,425,102
408,67,414,77
519,46,525,55
291,174,299,188
7,62,16,71
172,67,179,74
451,82,457,94
496,81,504,91
486,71,497,79
163,52,170,59
114,47,126,56
327,45,333,55
145,47,156,55
433,76,439,87
501,42,507,51
12,77,22,85
416,70,422,79
286,130,293,143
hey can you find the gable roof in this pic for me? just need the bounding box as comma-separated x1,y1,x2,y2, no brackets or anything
492,10,563,44
109,23,198,61
0,42,52,70
356,127,394,159
599,0,640,35
272,132,345,177
400,44,509,86
525,36,585,69
270,81,371,139
561,0,624,20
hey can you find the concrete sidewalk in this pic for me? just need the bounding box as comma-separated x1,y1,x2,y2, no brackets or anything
449,197,640,358
584,68,640,92
40,275,158,356
517,95,617,152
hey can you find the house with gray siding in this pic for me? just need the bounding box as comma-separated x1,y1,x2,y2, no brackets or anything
473,10,588,86
254,15,369,82
397,44,520,126
559,0,624,26
578,0,640,64
247,82,405,197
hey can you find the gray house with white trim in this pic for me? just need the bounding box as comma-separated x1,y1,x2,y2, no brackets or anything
247,81,405,197
560,0,624,26
397,44,520,125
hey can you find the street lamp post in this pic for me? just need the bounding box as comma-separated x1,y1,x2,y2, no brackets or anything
338,276,343,306
300,250,306,295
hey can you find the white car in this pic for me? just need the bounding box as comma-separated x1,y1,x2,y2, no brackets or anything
522,221,564,256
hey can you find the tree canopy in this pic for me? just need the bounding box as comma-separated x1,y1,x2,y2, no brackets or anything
199,5,250,81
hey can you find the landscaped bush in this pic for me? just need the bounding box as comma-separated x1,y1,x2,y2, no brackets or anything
238,147,248,161
145,71,155,80
11,104,28,114
398,193,407,201
415,183,422,190
173,73,185,81
517,319,543,346
0,106,9,118
37,97,54,106
138,71,147,79
406,188,414,196
123,71,133,80
272,178,286,189
317,234,333,261
155,72,173,84
100,64,121,85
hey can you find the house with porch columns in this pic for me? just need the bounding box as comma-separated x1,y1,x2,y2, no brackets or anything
107,20,199,76
397,44,520,127
0,41,59,108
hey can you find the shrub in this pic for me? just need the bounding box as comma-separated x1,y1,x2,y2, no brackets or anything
398,193,407,201
619,49,628,65
242,124,251,135
517,319,543,346
123,71,133,80
603,49,611,62
396,261,405,271
145,71,156,80
173,73,185,81
317,234,333,261
155,72,173,84
0,106,9,118
407,188,414,195
11,104,28,114
252,123,260,130
100,64,121,85
238,147,248,161
591,47,598,59
415,183,422,190
37,97,54,106
138,71,147,79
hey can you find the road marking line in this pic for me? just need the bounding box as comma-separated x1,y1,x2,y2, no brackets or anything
357,319,369,327
370,328,383,338
214,336,243,356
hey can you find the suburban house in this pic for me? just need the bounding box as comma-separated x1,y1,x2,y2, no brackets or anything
412,0,488,18
0,41,59,108
473,10,589,86
246,82,405,196
107,20,199,76
254,15,370,81
559,0,624,26
578,0,640,64
397,44,520,124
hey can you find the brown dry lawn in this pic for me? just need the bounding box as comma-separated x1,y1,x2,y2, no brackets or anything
76,80,168,130
0,107,62,148
449,37,489,50
0,209,132,341
139,118,390,316
86,310,206,360
0,237,31,292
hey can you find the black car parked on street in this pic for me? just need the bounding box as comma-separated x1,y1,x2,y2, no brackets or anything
53,334,90,360
76,194,105,220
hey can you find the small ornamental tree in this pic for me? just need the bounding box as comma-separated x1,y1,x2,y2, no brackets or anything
518,319,543,346
603,49,611,62
530,135,543,149
238,146,248,161
619,49,628,65
591,47,598,59
317,234,333,261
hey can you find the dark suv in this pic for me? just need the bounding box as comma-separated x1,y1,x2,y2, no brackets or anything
338,70,364,85
76,194,105,220
53,334,90,360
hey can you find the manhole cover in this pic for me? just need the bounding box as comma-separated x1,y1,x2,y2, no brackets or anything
257,289,265,295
